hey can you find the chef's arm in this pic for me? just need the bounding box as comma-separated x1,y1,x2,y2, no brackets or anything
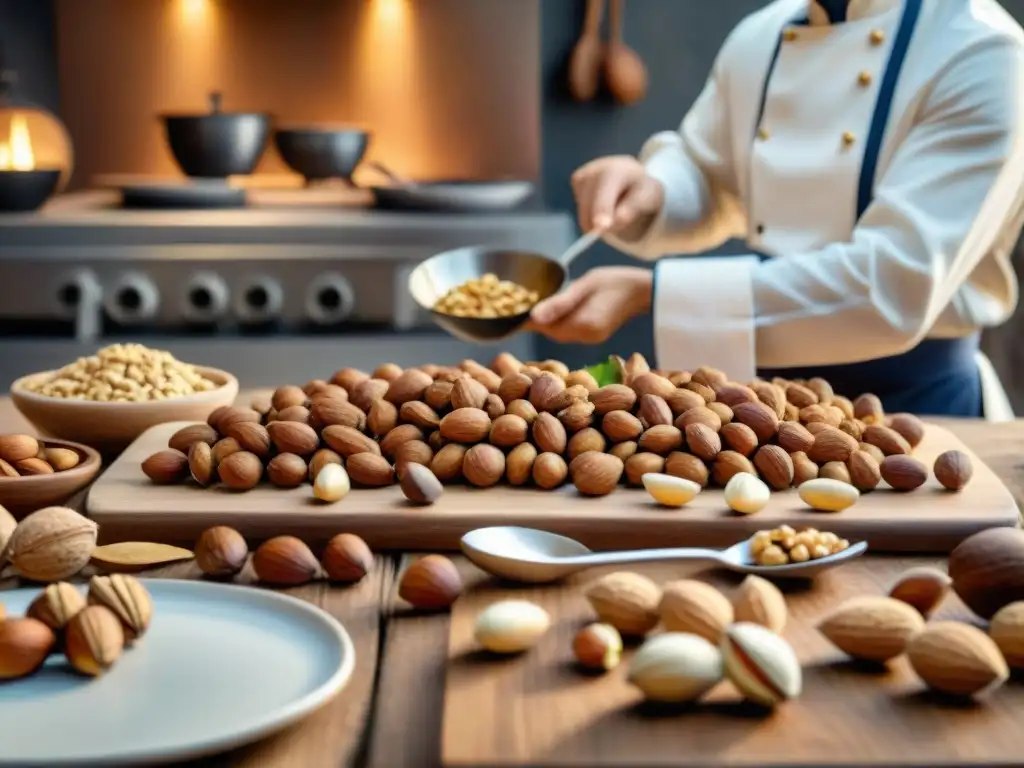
605,53,746,258
654,40,1024,379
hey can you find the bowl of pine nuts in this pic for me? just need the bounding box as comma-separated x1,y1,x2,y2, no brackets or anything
10,343,239,454
408,245,566,342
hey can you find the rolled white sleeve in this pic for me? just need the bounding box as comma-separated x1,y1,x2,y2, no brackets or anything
605,55,746,261
752,40,1024,368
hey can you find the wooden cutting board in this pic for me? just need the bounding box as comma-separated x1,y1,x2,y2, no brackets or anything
441,558,1024,767
86,421,1020,551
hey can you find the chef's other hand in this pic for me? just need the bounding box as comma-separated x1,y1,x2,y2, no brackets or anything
526,267,653,344
572,155,664,234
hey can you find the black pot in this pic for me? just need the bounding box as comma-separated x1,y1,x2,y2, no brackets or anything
0,169,61,212
273,128,369,182
161,92,270,178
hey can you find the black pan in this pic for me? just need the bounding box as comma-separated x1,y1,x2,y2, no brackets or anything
365,162,534,213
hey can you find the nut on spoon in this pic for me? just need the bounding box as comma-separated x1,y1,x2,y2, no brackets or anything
460,526,868,584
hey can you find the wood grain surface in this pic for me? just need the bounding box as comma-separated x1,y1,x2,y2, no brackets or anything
88,420,1018,553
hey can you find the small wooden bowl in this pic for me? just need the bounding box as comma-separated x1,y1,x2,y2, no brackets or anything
10,366,239,455
0,438,102,516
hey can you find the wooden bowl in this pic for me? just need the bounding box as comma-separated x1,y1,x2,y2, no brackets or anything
10,367,239,455
0,438,102,516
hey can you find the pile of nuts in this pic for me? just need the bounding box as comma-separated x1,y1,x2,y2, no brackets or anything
750,525,850,567
432,274,540,318
0,434,83,477
139,351,974,503
20,343,220,402
0,574,153,680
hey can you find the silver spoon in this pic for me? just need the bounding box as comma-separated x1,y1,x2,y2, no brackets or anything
460,526,868,584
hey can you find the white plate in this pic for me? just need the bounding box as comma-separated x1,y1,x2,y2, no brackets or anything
0,579,355,766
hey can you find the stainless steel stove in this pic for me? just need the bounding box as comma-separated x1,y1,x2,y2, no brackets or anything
0,188,573,386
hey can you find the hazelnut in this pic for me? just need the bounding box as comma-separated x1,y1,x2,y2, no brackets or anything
934,449,973,491
267,453,308,488
252,536,325,586
567,428,606,461
462,444,505,488
570,452,624,496
322,533,373,583
399,555,462,610
195,525,248,577
533,452,569,489
217,451,264,490
400,463,444,504
505,443,538,486
142,449,189,484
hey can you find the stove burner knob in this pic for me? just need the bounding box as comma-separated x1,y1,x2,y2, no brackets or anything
233,275,283,323
305,273,355,325
104,272,160,325
181,272,229,323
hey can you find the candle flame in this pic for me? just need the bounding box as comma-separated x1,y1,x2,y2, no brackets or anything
0,115,35,171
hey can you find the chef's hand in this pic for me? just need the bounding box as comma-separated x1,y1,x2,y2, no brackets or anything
572,155,664,233
526,267,653,344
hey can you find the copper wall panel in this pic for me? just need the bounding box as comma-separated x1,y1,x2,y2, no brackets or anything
54,0,540,189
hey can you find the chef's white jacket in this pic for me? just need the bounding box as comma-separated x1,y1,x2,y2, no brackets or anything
609,0,1023,419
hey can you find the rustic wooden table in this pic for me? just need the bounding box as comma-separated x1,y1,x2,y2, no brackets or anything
1,396,1021,767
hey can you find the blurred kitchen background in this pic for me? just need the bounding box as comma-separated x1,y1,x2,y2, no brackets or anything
1,0,1023,410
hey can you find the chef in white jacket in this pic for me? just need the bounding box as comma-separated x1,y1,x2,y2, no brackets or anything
529,0,1023,419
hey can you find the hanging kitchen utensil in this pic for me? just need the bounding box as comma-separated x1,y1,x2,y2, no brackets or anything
567,0,605,102
365,162,534,213
603,0,648,106
160,91,271,178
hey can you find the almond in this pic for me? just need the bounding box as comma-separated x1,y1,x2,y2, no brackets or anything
719,422,757,456
629,372,675,400
218,451,263,490
858,442,886,464
225,422,272,459
638,425,683,456
167,424,219,454
267,453,308,488
888,567,951,617
505,443,538,486
590,384,636,415
817,595,925,663
777,421,815,454
686,379,717,402
351,378,390,411
330,367,369,394
714,384,757,408
807,427,858,464
275,405,311,425
16,458,53,476
750,381,786,418
665,388,705,415
707,402,734,425
506,399,539,424
424,380,454,412
853,393,884,424
608,440,638,463
832,395,854,419
819,461,851,484
664,452,709,487
847,450,881,491
879,455,927,491
733,574,787,634
141,450,189,484
753,445,793,490
211,437,241,465
372,363,404,383
462,444,505,487
602,411,644,442
311,399,366,431
394,440,434,478
585,571,661,637
546,385,589,413
907,621,1008,697
659,579,733,643
427,430,447,452
346,453,395,486
684,423,721,461
624,452,665,486
0,434,40,463
567,428,606,461
451,377,489,410
711,451,755,487
785,383,818,408
887,413,925,448
384,369,433,405
989,602,1024,668
0,458,18,477
439,408,491,443
691,366,727,388
188,442,214,486
367,399,399,437
570,451,624,496
528,373,566,412
379,424,424,460
863,425,911,456
486,393,509,419
266,421,320,456
731,401,779,443
488,414,528,448
558,401,596,432
791,451,819,486
400,401,441,430
213,406,262,434
531,412,566,454
934,450,973,491
783,403,800,421
638,394,673,427
675,406,722,433
430,443,467,482
321,428,378,456
532,452,569,489
837,418,864,440
800,404,830,424
308,448,342,481
806,377,834,406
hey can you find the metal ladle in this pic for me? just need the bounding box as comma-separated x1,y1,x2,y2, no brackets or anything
408,229,605,343
460,526,869,584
